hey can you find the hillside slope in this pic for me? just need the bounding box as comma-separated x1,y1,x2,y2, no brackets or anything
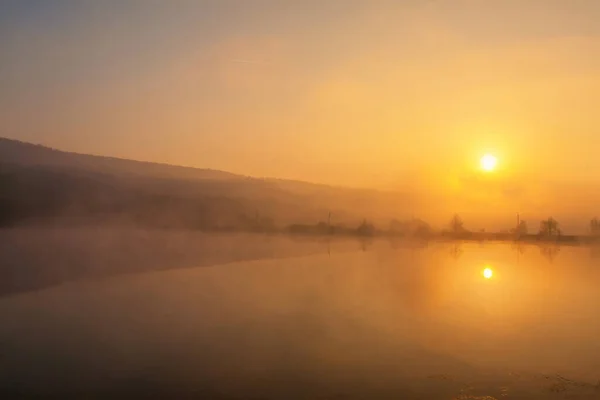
0,138,415,228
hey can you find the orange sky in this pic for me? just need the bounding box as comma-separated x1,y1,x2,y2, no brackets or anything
2,0,600,226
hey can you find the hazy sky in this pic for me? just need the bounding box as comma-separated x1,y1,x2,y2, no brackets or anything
2,0,600,194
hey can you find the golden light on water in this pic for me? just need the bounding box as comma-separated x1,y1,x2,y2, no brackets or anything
480,154,498,172
483,267,493,279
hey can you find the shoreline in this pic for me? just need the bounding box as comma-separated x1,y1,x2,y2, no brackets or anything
3,224,599,245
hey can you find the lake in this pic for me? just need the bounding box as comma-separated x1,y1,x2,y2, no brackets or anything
1,229,599,399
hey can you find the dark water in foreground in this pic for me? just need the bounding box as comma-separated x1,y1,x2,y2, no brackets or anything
1,230,600,399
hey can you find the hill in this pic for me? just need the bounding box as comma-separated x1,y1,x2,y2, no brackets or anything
0,138,415,229
0,137,242,181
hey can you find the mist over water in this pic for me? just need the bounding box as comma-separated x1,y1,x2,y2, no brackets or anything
1,230,599,399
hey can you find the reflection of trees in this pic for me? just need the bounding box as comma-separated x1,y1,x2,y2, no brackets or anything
359,238,373,252
388,238,429,251
448,243,463,260
320,238,331,256
539,244,561,263
389,238,403,250
511,241,526,256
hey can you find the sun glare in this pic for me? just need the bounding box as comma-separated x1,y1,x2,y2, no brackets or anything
480,154,497,172
483,267,493,279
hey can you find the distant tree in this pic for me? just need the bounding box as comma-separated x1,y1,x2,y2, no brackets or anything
357,219,375,237
242,211,276,232
512,220,528,236
259,216,275,232
289,224,312,234
449,214,464,234
389,218,431,237
539,217,561,238
412,220,432,237
591,218,600,236
389,219,405,234
316,221,331,234
518,220,528,235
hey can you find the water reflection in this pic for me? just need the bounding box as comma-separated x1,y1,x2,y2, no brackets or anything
590,245,600,259
448,243,464,260
388,237,429,251
359,238,373,252
0,229,360,298
539,244,561,263
511,241,526,256
0,227,592,300
1,238,600,398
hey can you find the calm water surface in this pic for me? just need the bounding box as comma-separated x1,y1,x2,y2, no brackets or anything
1,234,599,399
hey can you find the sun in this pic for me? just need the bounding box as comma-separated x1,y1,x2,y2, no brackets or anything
480,154,498,172
483,267,493,279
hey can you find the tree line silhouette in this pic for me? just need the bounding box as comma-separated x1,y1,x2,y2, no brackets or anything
288,214,600,242
442,214,600,243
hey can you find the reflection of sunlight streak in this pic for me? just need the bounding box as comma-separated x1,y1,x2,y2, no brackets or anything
483,267,493,279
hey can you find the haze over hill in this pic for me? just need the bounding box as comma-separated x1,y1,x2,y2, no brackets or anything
0,137,421,229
